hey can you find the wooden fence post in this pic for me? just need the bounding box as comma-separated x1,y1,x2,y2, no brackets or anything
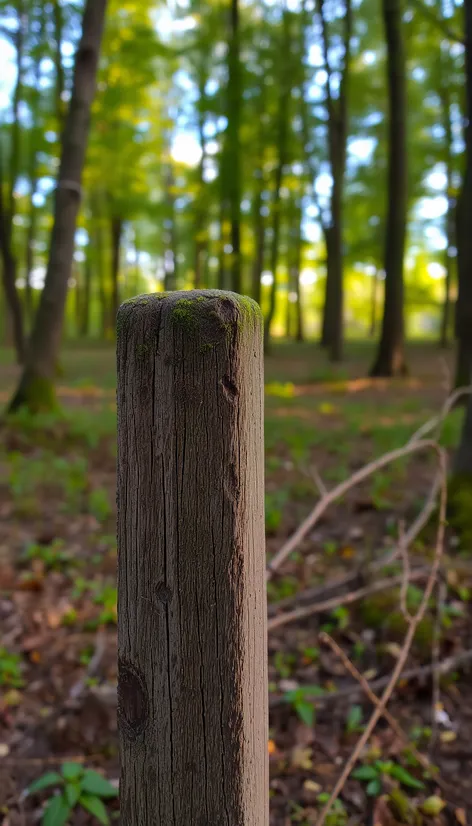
117,290,268,825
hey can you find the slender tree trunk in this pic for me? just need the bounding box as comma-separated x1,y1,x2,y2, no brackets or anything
322,183,344,361
81,250,91,337
439,86,455,348
52,0,66,131
194,68,208,289
318,0,351,362
111,216,122,325
264,12,291,348
369,268,379,338
217,192,227,291
97,221,108,338
164,166,178,292
9,0,108,412
293,203,304,343
252,183,265,306
251,85,267,306
370,0,408,377
0,1,27,362
227,0,241,293
0,155,25,363
454,6,472,390
440,193,455,349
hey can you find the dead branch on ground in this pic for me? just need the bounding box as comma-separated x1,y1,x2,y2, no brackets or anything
314,444,447,826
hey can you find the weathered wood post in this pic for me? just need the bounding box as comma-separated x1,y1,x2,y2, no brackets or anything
117,290,268,825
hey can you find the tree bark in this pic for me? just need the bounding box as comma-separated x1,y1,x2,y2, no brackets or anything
0,155,25,363
437,79,455,349
81,246,92,337
318,0,351,362
264,12,291,347
111,216,123,326
227,0,241,293
52,0,66,130
369,268,379,338
455,0,472,387
0,1,27,363
194,67,208,289
251,85,267,307
117,290,268,825
293,205,304,343
164,166,178,292
9,0,108,412
370,0,408,377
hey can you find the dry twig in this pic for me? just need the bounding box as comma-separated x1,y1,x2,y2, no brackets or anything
430,578,447,754
267,568,429,633
267,439,440,579
319,633,449,789
315,444,447,826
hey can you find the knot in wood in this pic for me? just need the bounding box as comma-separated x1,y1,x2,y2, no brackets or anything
117,660,148,741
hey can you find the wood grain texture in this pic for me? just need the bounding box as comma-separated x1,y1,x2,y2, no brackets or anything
117,290,268,826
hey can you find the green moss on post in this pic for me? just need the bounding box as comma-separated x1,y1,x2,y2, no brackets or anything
119,290,262,352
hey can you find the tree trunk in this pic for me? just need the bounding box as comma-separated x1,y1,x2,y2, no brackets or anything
293,206,304,343
227,0,241,293
440,195,455,349
0,158,25,363
81,247,92,337
9,0,108,412
217,191,227,291
317,0,351,362
454,0,472,389
439,86,455,349
251,86,267,307
25,172,38,325
117,291,268,825
369,268,379,338
252,185,265,307
0,0,27,363
322,190,343,361
111,216,122,326
264,12,291,348
164,166,178,292
52,0,66,130
370,0,408,377
194,76,207,290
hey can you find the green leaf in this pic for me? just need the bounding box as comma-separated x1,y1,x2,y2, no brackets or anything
28,772,62,795
65,783,81,807
79,793,110,825
294,699,315,728
366,778,382,797
81,771,118,798
346,704,363,733
42,793,72,826
389,764,425,789
352,765,379,781
61,763,83,782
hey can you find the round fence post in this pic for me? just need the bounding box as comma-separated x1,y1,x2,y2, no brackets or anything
117,290,268,825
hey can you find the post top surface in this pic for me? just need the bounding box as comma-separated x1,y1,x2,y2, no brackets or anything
119,290,261,314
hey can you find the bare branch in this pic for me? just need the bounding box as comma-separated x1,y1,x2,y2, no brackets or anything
315,446,448,826
319,633,455,801
430,578,447,753
408,385,472,444
268,568,429,633
267,438,440,579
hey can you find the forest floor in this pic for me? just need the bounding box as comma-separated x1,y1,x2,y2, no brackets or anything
0,340,472,826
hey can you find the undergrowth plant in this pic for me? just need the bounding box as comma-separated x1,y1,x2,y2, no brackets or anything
28,763,118,826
